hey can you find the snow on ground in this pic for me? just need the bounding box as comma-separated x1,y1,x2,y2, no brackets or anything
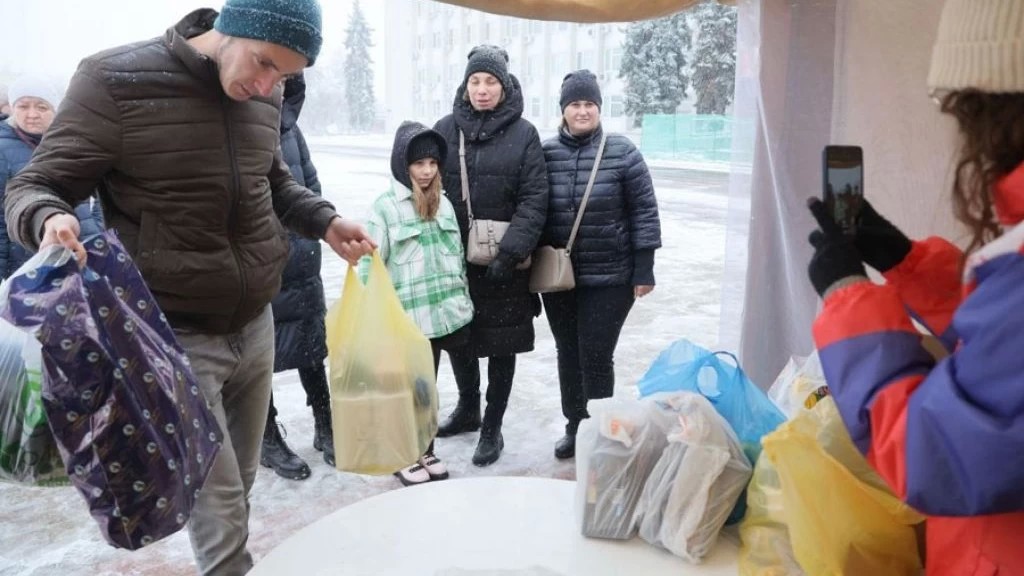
0,144,734,576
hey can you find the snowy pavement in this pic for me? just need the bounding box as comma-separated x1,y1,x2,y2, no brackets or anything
0,144,733,576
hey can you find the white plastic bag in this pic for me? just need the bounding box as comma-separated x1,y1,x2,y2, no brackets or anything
575,396,666,540
0,248,70,486
636,392,753,562
767,351,826,418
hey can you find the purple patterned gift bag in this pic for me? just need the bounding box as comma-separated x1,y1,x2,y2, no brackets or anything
0,232,222,549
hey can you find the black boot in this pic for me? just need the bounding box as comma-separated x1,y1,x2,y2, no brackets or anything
312,402,335,467
472,403,506,467
554,419,581,460
260,419,311,480
472,426,504,467
554,434,576,460
436,394,481,438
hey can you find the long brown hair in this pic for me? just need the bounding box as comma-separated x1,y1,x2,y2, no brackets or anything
941,90,1024,254
410,172,441,221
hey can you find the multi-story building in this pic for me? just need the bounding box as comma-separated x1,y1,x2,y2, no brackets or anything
383,0,631,135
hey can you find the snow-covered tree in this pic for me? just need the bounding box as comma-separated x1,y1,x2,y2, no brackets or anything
300,61,347,135
343,0,376,132
619,13,692,128
691,2,738,115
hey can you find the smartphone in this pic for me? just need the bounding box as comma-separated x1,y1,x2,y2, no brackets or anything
822,145,864,235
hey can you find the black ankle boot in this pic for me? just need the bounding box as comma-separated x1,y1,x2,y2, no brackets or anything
437,395,481,438
554,420,580,460
554,433,576,460
260,419,311,480
472,403,506,466
472,426,504,467
312,402,335,467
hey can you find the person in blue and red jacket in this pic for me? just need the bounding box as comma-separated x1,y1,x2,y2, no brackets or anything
805,1,1024,573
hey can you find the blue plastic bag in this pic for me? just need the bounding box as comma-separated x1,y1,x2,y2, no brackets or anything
638,339,785,522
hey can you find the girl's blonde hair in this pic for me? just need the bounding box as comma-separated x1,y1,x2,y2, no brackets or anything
411,172,442,221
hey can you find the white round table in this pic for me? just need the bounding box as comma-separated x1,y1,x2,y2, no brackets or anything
250,476,739,575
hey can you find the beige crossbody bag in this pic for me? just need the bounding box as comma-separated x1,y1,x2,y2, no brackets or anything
460,130,529,268
529,132,607,293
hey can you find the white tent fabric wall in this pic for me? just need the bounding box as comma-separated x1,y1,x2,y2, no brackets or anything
728,0,960,388
728,0,839,388
831,0,958,243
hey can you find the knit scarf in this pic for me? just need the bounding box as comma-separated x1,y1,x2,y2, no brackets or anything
14,127,42,150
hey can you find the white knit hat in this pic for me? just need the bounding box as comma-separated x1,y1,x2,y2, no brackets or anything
927,0,1024,93
7,75,63,109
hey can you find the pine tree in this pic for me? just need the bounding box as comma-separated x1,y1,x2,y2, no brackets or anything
619,13,692,128
343,0,376,132
691,2,738,115
301,62,347,135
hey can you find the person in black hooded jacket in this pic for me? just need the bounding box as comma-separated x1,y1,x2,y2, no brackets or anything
260,74,334,480
432,45,548,467
541,70,661,459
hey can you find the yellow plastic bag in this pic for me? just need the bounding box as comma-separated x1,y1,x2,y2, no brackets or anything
739,450,803,576
326,253,438,475
739,396,923,576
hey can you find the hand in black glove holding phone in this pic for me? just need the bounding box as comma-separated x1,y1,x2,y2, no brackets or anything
852,200,913,273
807,198,869,297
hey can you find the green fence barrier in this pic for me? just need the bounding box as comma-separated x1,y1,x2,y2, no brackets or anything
640,114,754,167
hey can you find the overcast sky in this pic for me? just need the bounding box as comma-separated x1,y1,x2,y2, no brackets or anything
0,0,387,93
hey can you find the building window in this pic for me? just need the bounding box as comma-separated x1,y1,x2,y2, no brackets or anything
576,50,595,70
610,95,625,118
527,55,541,81
465,25,472,43
529,20,543,34
448,30,455,48
530,97,541,118
553,53,570,77
433,32,441,49
508,20,520,36
558,21,570,31
605,47,623,75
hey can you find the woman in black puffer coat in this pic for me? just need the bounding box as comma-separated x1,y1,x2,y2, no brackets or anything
540,70,661,460
432,45,548,467
260,75,334,480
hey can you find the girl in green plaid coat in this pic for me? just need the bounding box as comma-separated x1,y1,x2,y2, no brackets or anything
359,121,475,486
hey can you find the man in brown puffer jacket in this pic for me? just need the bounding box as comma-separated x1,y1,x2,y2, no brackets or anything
3,2,374,575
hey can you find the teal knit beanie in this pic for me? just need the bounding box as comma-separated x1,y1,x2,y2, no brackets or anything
214,0,323,66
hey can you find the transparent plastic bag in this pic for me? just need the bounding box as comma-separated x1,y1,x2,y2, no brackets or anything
636,392,752,562
575,396,666,540
326,253,437,475
638,339,784,522
766,351,827,418
0,249,66,486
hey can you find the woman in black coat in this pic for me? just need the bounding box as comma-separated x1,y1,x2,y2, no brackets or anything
540,70,661,459
432,45,548,466
260,75,333,480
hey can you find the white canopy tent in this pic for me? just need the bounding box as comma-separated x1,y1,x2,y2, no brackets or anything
437,0,958,386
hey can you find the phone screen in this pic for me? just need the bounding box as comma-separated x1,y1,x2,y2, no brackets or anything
823,145,863,235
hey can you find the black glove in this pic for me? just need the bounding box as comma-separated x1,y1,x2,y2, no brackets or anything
485,253,514,282
807,198,868,297
853,200,912,273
